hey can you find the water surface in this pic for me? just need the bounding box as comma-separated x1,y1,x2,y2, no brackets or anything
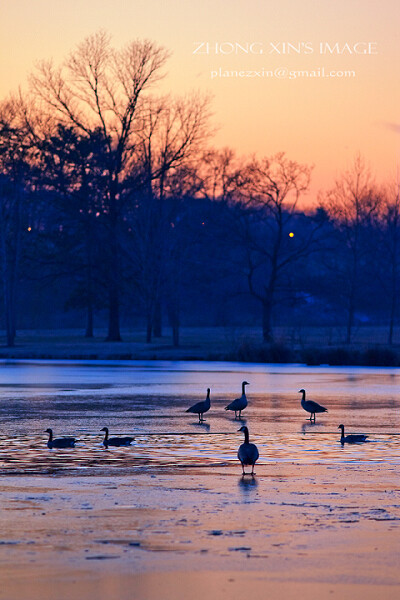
0,360,399,475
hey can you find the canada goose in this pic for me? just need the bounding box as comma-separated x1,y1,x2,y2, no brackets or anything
237,425,259,475
101,427,134,447
225,381,249,418
298,389,327,422
338,424,368,444
186,388,211,422
45,428,75,449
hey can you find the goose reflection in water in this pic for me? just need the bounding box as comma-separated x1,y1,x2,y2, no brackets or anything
192,421,210,432
238,475,259,491
301,421,324,434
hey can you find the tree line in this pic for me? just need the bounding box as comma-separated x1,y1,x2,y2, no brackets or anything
0,32,399,347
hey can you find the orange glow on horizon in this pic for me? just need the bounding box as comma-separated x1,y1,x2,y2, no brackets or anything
0,0,398,204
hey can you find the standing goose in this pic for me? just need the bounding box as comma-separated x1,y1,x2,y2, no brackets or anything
225,381,249,419
338,424,368,444
298,389,327,422
45,428,76,449
237,425,259,475
101,427,134,448
186,388,211,422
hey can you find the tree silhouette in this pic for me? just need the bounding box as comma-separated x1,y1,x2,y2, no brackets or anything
323,156,380,344
243,153,318,342
30,31,169,340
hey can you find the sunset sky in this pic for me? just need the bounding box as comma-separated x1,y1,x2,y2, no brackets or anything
1,0,399,202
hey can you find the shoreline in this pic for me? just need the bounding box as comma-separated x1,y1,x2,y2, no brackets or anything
1,326,400,365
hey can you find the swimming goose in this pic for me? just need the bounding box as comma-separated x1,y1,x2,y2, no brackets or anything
186,388,211,422
298,389,327,422
225,381,249,418
101,427,134,448
45,428,76,449
237,425,259,475
338,424,368,444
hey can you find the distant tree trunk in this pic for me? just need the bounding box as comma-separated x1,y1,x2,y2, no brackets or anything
0,184,22,348
106,203,122,342
388,300,395,345
346,253,357,345
153,300,162,337
388,216,399,345
346,301,354,345
388,262,397,345
146,313,153,343
168,302,180,347
172,321,179,347
85,301,94,338
2,271,15,347
262,299,273,343
107,284,121,341
84,240,94,338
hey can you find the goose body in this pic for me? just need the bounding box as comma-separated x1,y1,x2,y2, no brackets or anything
45,428,75,449
225,381,249,418
186,388,211,422
101,427,134,448
338,424,368,444
237,425,259,475
298,389,327,422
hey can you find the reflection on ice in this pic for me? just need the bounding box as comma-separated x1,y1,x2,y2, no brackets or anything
238,476,259,491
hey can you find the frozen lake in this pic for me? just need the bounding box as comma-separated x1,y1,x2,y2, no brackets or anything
0,359,399,474
0,360,399,600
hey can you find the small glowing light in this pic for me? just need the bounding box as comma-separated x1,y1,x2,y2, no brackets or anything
289,232,294,237
27,226,32,232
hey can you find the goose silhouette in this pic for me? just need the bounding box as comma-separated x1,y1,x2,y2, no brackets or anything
298,389,327,422
237,425,259,475
225,381,249,419
186,388,211,422
338,424,368,444
101,427,134,447
45,428,75,449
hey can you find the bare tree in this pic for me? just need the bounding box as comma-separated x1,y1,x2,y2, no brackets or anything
200,147,250,203
323,155,380,343
0,98,38,346
29,31,170,340
35,125,109,337
125,94,211,343
375,182,400,344
243,153,315,342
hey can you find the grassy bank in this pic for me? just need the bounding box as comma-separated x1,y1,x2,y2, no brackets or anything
1,326,400,366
